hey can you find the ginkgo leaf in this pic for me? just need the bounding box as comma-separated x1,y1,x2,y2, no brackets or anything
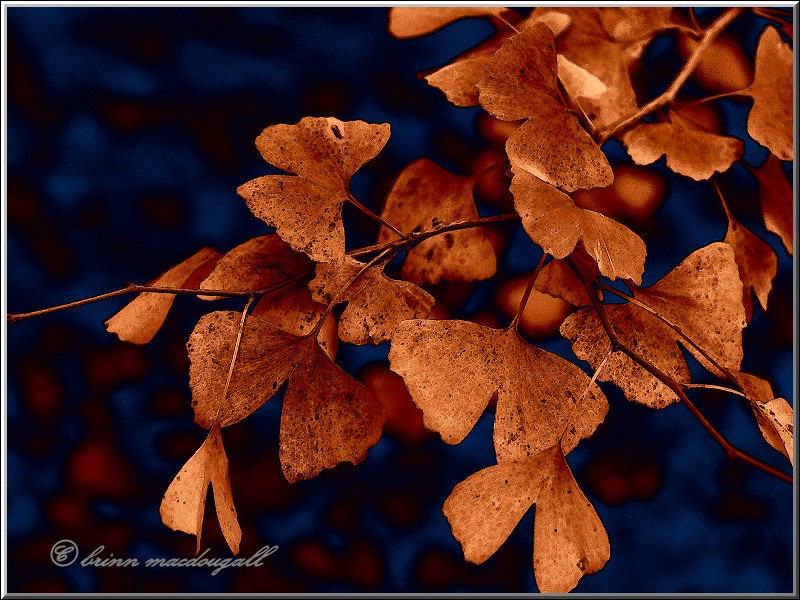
751,154,794,256
557,55,607,100
309,256,434,345
236,117,391,262
476,22,613,192
387,6,508,38
534,259,594,307
389,320,607,447
187,311,383,482
279,341,384,482
198,234,311,300
735,372,794,467
376,158,496,284
443,445,609,593
531,446,611,593
510,168,646,284
160,425,241,554
621,110,743,180
722,204,778,321
598,7,673,46
105,246,221,345
743,25,793,160
561,242,746,407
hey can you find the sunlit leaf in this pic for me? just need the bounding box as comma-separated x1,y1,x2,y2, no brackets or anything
744,25,793,160
160,425,241,554
105,247,221,345
557,55,607,100
237,117,390,262
377,158,496,284
309,256,434,345
621,110,744,180
510,168,646,284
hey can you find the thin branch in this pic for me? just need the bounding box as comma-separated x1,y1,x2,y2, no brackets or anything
216,295,256,425
509,253,547,332
687,7,702,34
598,7,744,143
347,193,405,238
680,89,746,107
567,258,791,485
684,382,750,401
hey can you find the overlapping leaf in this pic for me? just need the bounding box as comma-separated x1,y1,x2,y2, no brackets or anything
751,154,794,256
561,243,746,407
236,117,390,262
187,311,383,482
477,22,613,192
736,372,794,467
309,256,434,345
621,110,744,180
722,202,778,321
742,26,793,160
389,320,607,447
105,246,220,344
376,158,496,284
510,167,646,284
160,425,241,554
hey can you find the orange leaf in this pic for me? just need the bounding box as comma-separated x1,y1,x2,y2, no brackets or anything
388,320,607,447
751,154,793,256
105,247,221,345
744,25,793,160
237,117,390,262
621,110,743,180
159,425,241,554
735,372,794,467
377,158,497,284
309,256,434,345
510,168,646,284
387,6,508,39
198,234,311,300
722,204,778,321
534,259,594,307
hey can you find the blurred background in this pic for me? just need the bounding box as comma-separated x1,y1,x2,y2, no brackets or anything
5,6,794,593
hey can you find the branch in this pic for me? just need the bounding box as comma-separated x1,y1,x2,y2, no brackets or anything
598,7,744,143
568,258,792,485
509,253,547,332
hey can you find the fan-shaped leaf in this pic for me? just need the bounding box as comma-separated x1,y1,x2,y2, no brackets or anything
160,425,241,554
105,247,221,345
510,168,646,284
377,158,496,284
744,25,793,160
237,117,390,262
621,110,743,180
735,372,794,467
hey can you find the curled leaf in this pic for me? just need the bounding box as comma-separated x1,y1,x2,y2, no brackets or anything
159,425,241,554
105,247,220,345
309,256,434,345
744,25,793,160
237,117,390,262
510,168,646,284
377,158,496,284
621,110,743,180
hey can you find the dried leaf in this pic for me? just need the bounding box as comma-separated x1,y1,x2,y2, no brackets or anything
510,168,646,284
443,445,609,593
388,7,507,38
557,55,607,100
561,243,746,406
621,110,744,180
534,259,593,307
723,205,778,320
105,247,221,345
309,256,434,345
279,341,384,482
187,311,383,482
160,425,241,554
377,158,496,284
199,234,311,300
735,372,794,467
389,320,607,447
751,154,793,255
237,117,391,262
744,25,793,160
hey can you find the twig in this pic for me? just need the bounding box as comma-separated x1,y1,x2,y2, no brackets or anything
347,193,405,238
567,258,791,485
598,7,744,143
509,253,547,332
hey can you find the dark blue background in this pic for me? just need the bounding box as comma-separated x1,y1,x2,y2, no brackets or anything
5,7,794,594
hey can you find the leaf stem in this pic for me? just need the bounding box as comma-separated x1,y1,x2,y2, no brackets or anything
509,253,547,332
347,193,405,238
567,258,791,484
216,295,256,425
598,7,744,143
